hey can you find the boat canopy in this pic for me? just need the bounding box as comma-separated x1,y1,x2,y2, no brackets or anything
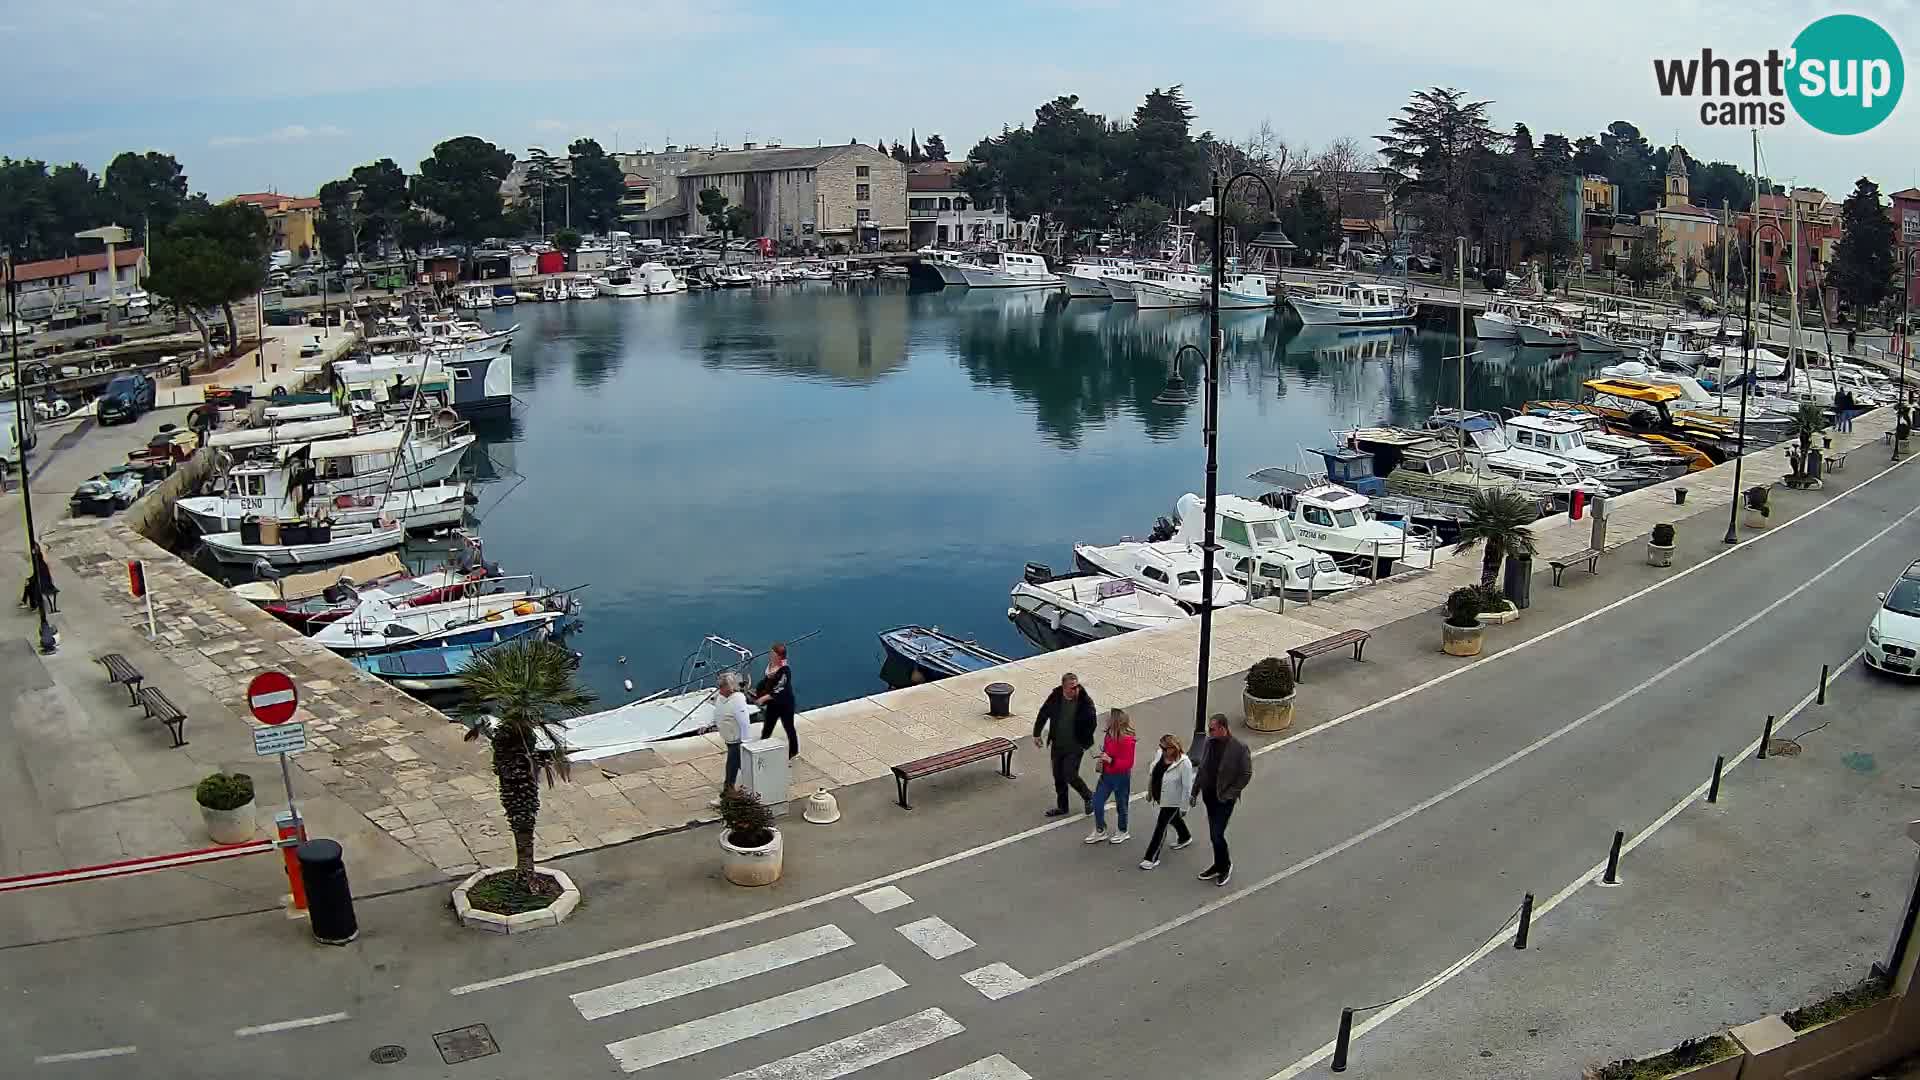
208,415,354,449
1583,378,1684,403
233,553,409,603
294,429,409,460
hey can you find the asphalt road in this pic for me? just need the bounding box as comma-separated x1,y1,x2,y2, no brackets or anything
4,451,1919,1079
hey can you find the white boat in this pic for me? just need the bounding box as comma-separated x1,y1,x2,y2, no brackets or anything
1574,316,1625,352
955,252,1064,290
207,415,358,451
177,459,468,533
311,589,569,653
559,639,761,759
280,422,476,496
636,262,685,294
1599,360,1796,427
1659,321,1722,367
1244,471,1440,576
1063,257,1130,299
1101,263,1146,302
542,278,566,302
491,289,517,306
1134,266,1209,310
1174,493,1364,597
1515,305,1578,348
1423,412,1616,488
568,277,599,300
594,268,648,297
713,265,754,288
263,401,346,423
1502,414,1624,473
1472,297,1527,340
201,519,406,567
1213,272,1275,309
1008,567,1191,651
1071,540,1247,611
456,285,493,310
1291,282,1415,326
332,352,514,418
919,249,973,287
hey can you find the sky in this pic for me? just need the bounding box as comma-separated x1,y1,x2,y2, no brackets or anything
4,0,1915,201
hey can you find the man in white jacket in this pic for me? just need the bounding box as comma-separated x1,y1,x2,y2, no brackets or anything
709,673,754,807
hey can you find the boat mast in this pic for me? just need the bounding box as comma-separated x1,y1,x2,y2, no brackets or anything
1789,188,1807,396
1456,236,1467,450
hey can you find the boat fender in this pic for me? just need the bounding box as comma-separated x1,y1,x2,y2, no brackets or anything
1047,609,1062,632
623,679,634,692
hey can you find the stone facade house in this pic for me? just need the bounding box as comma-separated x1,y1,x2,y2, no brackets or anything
675,144,906,249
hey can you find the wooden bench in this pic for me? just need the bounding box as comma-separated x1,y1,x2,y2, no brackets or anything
1287,629,1372,680
96,653,145,705
892,737,1016,810
137,686,188,748
1549,548,1602,586
1825,449,1850,472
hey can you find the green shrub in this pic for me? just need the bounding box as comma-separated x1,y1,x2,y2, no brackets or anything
1783,974,1889,1031
719,786,775,848
1444,586,1486,628
1245,657,1295,699
1651,523,1676,546
195,772,254,811
1468,583,1506,611
1744,485,1770,515
1589,1034,1736,1080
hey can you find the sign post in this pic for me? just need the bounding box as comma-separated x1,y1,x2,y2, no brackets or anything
249,671,308,913
127,560,154,639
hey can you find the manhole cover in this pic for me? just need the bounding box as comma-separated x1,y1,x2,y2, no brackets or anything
433,1024,499,1064
369,1045,407,1065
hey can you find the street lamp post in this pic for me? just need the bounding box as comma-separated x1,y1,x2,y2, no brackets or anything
5,253,57,653
1186,170,1282,740
1724,221,1780,545
1897,245,1913,460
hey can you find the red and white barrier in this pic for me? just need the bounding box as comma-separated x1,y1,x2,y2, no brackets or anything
0,840,276,893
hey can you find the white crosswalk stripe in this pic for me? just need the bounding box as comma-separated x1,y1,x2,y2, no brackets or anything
933,1055,1035,1080
573,925,855,1020
894,916,976,960
714,1007,963,1080
604,964,907,1073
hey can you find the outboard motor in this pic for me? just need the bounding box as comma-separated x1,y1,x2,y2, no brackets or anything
1024,562,1054,585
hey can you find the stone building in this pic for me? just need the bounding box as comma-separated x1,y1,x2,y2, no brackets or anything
674,144,906,249
1636,146,1720,286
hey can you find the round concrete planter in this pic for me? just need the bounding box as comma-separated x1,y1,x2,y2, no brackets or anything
1476,601,1520,626
1647,542,1674,567
721,827,784,886
200,799,256,844
1743,508,1770,530
1441,621,1484,657
1242,690,1295,733
452,867,581,934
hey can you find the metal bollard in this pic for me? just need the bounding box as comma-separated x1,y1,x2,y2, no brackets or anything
1601,830,1624,885
1759,714,1775,759
1514,893,1534,949
1707,755,1724,804
296,839,358,945
1675,487,1688,505
1817,663,1829,705
1331,1007,1355,1072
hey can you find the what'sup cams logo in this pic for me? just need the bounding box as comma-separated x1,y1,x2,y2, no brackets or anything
1653,14,1903,135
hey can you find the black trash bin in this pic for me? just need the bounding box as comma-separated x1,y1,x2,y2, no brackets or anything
984,682,1014,718
1502,554,1534,611
297,839,358,945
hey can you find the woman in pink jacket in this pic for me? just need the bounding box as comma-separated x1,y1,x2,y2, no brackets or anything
1085,709,1137,844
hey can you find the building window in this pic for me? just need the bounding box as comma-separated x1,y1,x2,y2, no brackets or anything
856,165,870,178
955,198,968,212
1761,240,1774,256
856,209,872,223
856,184,870,201
88,271,97,285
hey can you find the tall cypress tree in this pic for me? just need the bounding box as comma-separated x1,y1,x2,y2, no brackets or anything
1831,177,1896,330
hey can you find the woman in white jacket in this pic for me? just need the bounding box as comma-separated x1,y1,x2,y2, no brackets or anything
1139,733,1196,870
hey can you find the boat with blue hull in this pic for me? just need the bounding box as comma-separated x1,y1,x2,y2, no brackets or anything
350,623,555,691
879,625,1012,686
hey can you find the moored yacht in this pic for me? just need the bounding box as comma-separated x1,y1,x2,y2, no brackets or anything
1290,282,1415,326
1244,469,1439,576
1063,257,1130,299
1071,540,1247,611
1175,493,1364,597
1472,297,1528,341
1008,564,1191,651
1134,266,1208,309
956,251,1064,289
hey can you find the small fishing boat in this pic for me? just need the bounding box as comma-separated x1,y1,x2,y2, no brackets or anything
560,638,760,760
1245,468,1440,576
542,278,567,302
1008,564,1191,652
350,623,552,691
878,625,1014,685
1071,540,1247,611
247,562,499,633
568,277,599,300
201,519,406,567
310,587,574,653
1174,494,1366,597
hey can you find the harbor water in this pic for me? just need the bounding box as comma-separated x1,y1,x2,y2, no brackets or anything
465,285,1620,711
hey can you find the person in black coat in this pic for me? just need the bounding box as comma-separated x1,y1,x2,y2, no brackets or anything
1033,672,1098,817
753,642,798,759
19,543,56,613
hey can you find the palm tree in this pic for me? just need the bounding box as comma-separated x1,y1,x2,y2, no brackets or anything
1453,488,1540,589
1787,400,1828,476
458,638,595,883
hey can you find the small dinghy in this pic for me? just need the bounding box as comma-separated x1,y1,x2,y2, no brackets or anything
879,625,1013,685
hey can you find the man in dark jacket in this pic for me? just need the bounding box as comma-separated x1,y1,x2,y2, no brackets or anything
1190,713,1252,886
1033,672,1097,818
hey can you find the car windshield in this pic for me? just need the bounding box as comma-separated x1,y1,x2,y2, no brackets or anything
1885,579,1920,617
106,377,136,394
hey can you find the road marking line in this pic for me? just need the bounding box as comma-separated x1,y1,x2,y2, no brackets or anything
233,1012,350,1038
604,964,906,1073
1018,503,1920,994
1264,650,1863,1079
449,451,1915,998
715,1007,963,1080
33,1047,137,1064
572,925,854,1021
935,1054,1035,1080
960,963,1032,1001
854,885,914,913
894,915,976,960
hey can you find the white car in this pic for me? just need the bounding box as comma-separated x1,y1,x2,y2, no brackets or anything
1864,563,1920,677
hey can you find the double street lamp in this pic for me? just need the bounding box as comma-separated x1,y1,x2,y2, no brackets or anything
1160,171,1282,739
1723,221,1778,545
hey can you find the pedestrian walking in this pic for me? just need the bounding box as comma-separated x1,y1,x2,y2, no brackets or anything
708,673,753,807
1033,672,1097,818
1085,709,1136,844
19,543,56,613
1834,389,1854,432
754,641,798,759
1191,713,1252,886
1139,733,1195,870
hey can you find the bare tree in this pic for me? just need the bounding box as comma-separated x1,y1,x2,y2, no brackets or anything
1313,136,1376,221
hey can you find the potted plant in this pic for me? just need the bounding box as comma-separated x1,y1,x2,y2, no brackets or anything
1442,587,1487,656
1898,420,1912,458
1242,657,1296,733
1647,522,1677,567
1784,402,1827,488
1742,485,1770,529
195,771,256,844
1452,488,1538,601
719,786,783,886
1473,583,1518,625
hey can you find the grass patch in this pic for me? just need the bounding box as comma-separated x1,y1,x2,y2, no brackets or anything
1783,974,1890,1031
465,870,562,915
1588,1035,1737,1080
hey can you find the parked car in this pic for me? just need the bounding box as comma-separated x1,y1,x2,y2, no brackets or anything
32,396,71,421
96,372,156,425
1866,560,1920,677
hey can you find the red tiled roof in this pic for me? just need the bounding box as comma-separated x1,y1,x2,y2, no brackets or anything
2,247,145,283
1890,187,1920,201
231,192,321,212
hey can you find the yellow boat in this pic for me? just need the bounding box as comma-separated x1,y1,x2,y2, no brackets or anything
1525,379,1730,471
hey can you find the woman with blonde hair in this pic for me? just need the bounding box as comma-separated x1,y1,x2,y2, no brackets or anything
1085,708,1136,844
1139,732,1195,870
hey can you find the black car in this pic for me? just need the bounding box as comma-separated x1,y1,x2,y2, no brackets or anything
96,373,156,425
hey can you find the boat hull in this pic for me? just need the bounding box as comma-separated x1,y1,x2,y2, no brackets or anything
1292,298,1415,326
202,523,407,567
1135,282,1204,310
1575,331,1622,352
955,266,1063,289
1063,273,1112,299
932,261,970,286
1473,314,1519,340
1517,323,1574,347
1103,277,1138,302
176,483,469,536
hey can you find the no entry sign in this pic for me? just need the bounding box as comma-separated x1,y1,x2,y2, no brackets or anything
247,671,299,726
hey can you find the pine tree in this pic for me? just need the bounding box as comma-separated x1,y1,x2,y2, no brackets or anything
1831,177,1897,330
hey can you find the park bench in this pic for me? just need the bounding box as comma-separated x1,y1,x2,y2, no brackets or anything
1825,448,1850,473
892,737,1016,810
1286,629,1372,680
1549,549,1602,587
137,686,188,748
96,653,145,705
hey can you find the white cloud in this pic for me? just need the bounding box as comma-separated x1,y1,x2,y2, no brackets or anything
210,124,348,147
